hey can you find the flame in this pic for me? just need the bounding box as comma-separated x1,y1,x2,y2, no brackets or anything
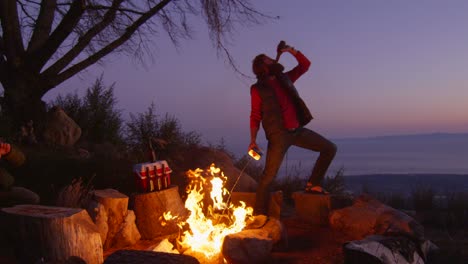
164,163,253,259
160,211,178,226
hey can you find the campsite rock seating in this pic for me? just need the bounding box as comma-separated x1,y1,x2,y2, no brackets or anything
292,191,353,225
87,189,140,250
1,204,103,264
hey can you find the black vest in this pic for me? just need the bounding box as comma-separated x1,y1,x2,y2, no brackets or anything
254,73,313,139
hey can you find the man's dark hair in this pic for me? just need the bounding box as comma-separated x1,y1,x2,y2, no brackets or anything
252,54,267,79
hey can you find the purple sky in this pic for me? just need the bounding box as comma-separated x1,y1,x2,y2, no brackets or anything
44,0,468,153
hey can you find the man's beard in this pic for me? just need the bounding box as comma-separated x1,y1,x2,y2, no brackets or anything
269,63,284,76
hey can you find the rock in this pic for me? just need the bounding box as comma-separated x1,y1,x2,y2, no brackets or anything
171,147,258,195
344,235,428,264
113,210,141,248
2,186,40,206
43,106,81,147
329,194,424,240
222,229,273,264
104,250,200,264
262,218,285,246
151,238,179,254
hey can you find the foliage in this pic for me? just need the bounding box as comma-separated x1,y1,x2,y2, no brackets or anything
323,167,347,195
0,0,269,131
55,177,94,208
51,76,124,144
234,155,264,182
125,102,201,163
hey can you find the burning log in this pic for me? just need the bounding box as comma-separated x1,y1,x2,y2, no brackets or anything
1,204,103,264
132,185,188,239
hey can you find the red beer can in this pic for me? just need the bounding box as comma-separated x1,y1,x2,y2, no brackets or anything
133,163,148,193
146,163,157,192
161,160,172,189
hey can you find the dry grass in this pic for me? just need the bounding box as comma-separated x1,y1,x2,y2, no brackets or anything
55,177,94,208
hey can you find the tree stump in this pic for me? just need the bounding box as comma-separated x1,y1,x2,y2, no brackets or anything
92,189,129,249
132,186,188,239
1,204,103,264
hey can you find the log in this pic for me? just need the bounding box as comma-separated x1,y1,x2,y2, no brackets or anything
104,250,200,264
92,189,129,249
1,204,103,264
132,186,188,239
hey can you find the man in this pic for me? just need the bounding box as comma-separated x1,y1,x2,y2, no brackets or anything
249,41,337,216
0,141,39,207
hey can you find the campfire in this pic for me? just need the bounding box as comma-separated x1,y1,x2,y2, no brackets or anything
159,164,254,262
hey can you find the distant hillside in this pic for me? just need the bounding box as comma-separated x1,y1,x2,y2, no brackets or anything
335,132,468,142
344,173,468,195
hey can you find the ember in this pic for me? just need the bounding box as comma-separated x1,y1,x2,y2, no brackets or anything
162,164,254,261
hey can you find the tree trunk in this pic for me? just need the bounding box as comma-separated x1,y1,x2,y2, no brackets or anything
1,72,48,137
1,204,103,264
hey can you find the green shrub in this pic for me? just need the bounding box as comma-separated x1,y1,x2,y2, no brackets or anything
50,76,124,145
125,102,201,163
323,167,346,195
234,155,264,182
55,177,94,208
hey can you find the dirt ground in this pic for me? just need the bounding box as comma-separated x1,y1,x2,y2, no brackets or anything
2,203,466,264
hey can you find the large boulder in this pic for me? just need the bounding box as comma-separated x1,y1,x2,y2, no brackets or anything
329,194,424,241
43,106,81,147
171,146,258,195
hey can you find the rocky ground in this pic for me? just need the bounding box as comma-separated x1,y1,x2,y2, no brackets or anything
101,203,355,264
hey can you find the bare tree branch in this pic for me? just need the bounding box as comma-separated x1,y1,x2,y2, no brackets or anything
30,0,85,72
27,0,57,53
48,0,173,88
0,0,26,65
43,0,125,76
87,4,146,15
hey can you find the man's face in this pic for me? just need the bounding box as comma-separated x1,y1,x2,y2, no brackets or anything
263,56,284,76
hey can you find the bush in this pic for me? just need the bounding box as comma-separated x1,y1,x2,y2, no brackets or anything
125,102,201,163
55,177,94,208
51,76,124,145
234,155,264,182
323,167,346,195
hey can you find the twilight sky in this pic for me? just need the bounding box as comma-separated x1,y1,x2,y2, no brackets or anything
44,0,468,153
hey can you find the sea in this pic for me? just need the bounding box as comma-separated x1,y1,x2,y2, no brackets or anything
235,133,468,194
285,133,468,176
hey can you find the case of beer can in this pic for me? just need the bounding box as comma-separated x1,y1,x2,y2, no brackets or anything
133,160,173,192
